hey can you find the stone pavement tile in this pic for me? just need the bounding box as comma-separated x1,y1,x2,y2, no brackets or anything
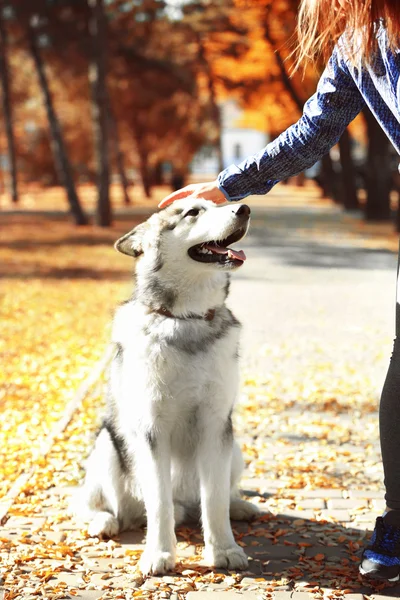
327,499,368,510
290,593,315,599
40,529,68,543
352,523,376,533
261,559,298,574
371,498,386,511
303,545,347,559
0,530,20,541
81,557,127,572
0,530,42,542
273,586,291,591
328,498,368,510
119,530,146,545
276,511,316,521
241,479,282,491
68,592,104,600
3,516,47,530
177,544,197,558
372,592,400,599
349,490,385,499
187,593,261,599
319,509,351,522
55,519,83,531
89,572,131,587
343,523,371,536
240,577,269,587
352,511,380,522
336,596,364,600
243,544,295,560
47,571,85,586
48,486,76,497
283,489,344,499
295,499,326,510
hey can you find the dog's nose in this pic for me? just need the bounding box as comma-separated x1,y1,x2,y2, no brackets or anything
233,204,251,217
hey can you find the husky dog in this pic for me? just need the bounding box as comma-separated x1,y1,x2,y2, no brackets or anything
74,199,258,575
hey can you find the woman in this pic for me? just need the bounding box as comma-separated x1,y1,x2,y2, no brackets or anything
159,0,400,583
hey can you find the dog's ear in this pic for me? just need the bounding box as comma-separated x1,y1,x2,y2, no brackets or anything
115,223,148,257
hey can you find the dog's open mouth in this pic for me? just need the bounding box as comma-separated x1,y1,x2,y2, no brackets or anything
188,226,247,266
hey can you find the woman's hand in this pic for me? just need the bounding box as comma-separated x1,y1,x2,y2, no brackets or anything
158,181,227,208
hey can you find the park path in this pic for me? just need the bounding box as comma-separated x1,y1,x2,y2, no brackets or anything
2,194,400,599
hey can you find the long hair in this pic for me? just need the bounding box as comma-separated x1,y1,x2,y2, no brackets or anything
295,0,400,68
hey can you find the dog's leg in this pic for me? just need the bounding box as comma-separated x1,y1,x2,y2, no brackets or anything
229,440,260,521
71,427,121,537
198,423,248,570
136,431,176,576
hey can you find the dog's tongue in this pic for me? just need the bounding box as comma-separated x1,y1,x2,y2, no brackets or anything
227,248,246,261
205,244,246,262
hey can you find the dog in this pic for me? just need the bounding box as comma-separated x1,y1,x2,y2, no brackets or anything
73,198,259,575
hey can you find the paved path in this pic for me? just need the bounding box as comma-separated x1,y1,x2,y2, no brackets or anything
3,200,400,599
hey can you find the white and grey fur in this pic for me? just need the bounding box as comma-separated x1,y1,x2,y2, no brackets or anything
72,199,259,575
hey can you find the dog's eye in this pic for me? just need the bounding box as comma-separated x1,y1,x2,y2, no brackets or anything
184,209,200,218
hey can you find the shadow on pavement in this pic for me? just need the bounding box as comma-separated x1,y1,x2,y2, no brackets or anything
116,510,400,596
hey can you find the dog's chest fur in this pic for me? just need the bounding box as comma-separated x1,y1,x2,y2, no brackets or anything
111,300,241,441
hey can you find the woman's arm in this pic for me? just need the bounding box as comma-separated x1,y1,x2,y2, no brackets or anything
159,45,365,207
218,46,365,201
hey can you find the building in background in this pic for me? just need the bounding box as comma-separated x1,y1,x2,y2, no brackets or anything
190,99,269,179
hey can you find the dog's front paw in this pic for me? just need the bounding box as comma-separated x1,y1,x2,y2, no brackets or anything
230,498,260,521
88,512,119,538
204,544,248,570
139,548,176,575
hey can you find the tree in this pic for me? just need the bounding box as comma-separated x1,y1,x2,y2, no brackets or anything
179,1,251,174
338,129,359,211
197,35,223,173
207,0,362,206
107,0,208,197
89,0,111,226
27,19,88,225
108,104,132,205
0,6,18,203
11,0,88,224
363,107,391,221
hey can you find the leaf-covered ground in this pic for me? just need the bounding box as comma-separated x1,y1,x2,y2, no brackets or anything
1,187,400,599
0,213,142,499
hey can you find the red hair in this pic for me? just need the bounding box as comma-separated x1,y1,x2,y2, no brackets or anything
295,0,400,67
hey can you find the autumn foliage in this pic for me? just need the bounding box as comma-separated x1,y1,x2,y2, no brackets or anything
0,0,398,227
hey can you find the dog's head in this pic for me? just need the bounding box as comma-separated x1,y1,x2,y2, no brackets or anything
115,199,250,272
115,199,250,273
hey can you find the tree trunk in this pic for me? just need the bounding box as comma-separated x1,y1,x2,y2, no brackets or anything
263,18,304,114
153,161,163,186
198,37,223,173
108,107,132,205
138,150,152,198
338,128,359,211
28,27,88,225
89,0,111,227
132,116,152,198
320,153,340,202
396,190,400,233
0,11,18,203
364,107,391,221
393,172,400,233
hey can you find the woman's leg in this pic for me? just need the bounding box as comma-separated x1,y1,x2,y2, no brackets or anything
360,244,400,581
380,248,400,510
